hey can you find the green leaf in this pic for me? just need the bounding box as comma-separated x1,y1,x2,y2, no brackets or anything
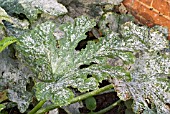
128,53,170,114
0,49,34,113
85,97,96,111
0,104,5,111
35,82,74,106
111,22,170,114
0,0,68,22
16,16,134,106
119,22,168,52
16,21,56,81
0,37,17,53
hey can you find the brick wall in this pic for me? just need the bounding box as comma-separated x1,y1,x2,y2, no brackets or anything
123,0,170,39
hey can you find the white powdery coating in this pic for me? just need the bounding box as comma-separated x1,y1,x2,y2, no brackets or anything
32,0,68,16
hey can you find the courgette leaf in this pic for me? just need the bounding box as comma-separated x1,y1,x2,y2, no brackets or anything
0,0,68,22
0,37,17,53
111,22,170,114
16,21,57,81
0,104,5,111
0,49,34,113
16,16,134,106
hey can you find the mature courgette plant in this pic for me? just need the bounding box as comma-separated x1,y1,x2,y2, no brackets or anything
0,0,170,114
112,22,170,114
16,16,132,113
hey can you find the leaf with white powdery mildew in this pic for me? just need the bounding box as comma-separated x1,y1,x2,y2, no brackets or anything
0,0,67,22
16,16,134,106
110,22,170,114
0,49,34,113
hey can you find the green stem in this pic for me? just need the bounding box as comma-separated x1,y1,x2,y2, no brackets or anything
28,100,46,114
94,99,122,114
35,84,114,114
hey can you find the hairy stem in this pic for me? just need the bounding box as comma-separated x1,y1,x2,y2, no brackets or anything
35,84,114,114
28,100,46,114
95,99,122,114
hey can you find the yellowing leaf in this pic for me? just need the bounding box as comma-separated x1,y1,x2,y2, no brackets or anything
0,7,12,26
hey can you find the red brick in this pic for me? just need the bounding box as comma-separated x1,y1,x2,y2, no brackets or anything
123,0,170,39
152,0,170,16
141,0,152,5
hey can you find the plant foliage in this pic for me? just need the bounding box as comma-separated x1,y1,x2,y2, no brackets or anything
0,1,169,114
0,37,17,52
0,104,5,112
0,0,67,22
111,22,170,114
85,97,96,111
16,16,133,108
0,49,34,113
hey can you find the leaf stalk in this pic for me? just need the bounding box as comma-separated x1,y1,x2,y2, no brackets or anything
34,84,114,114
28,100,46,114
